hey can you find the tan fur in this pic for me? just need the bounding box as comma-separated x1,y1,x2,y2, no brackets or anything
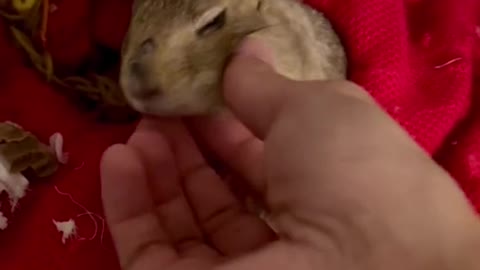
120,0,347,116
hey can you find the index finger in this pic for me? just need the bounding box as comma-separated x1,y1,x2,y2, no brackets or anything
188,111,266,194
139,117,275,254
100,144,179,270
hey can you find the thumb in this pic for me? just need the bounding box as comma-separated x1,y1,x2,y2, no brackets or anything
222,38,295,138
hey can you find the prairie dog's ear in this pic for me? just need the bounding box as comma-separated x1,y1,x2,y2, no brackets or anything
195,6,227,36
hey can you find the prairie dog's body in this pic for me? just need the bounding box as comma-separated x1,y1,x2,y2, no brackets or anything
120,0,347,116
248,0,346,81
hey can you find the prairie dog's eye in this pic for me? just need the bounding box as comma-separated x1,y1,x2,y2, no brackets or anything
257,0,263,10
196,7,226,36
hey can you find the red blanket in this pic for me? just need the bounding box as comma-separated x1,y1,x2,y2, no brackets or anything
0,0,478,269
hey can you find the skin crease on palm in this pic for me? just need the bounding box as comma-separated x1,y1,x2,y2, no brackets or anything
99,38,480,270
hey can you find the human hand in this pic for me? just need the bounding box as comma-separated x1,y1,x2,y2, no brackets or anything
100,39,480,270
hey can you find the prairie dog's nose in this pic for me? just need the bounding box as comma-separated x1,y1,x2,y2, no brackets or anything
124,38,160,99
129,38,155,79
126,62,160,100
129,61,146,80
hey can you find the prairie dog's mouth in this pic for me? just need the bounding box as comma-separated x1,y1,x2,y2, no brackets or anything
119,57,223,116
125,92,223,117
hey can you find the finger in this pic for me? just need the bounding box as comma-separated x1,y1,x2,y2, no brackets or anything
129,119,217,258
135,117,205,183
140,118,276,255
183,161,276,256
100,144,178,269
188,111,266,193
222,37,295,139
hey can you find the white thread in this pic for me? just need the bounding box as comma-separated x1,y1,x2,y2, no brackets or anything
54,186,105,242
434,57,462,69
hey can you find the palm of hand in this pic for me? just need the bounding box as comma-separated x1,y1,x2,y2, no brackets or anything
100,117,305,270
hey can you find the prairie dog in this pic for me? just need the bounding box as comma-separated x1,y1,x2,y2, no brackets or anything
120,0,347,116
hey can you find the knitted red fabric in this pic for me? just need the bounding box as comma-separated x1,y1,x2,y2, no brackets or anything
45,0,94,70
0,0,478,269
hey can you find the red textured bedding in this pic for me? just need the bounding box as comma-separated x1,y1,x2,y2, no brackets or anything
0,0,478,269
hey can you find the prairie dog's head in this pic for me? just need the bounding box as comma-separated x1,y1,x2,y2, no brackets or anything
120,0,267,116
